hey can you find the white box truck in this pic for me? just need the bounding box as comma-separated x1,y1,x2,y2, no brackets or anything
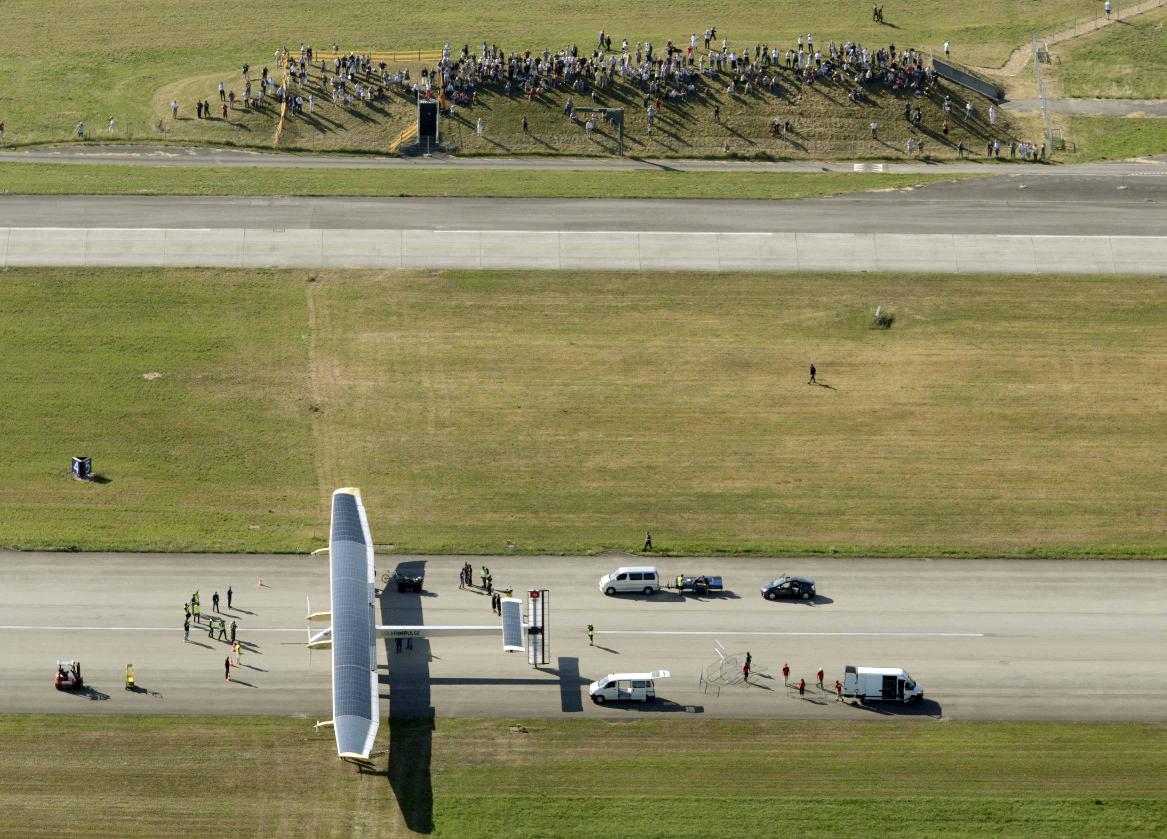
842,665,924,704
588,670,670,703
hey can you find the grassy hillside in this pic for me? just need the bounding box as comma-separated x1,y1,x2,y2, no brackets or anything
1,268,1163,557
0,716,1163,838
1057,5,1167,99
0,0,1092,148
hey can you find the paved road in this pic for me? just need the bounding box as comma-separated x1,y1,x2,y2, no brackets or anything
1004,98,1167,116
2,143,1166,174
1,553,1164,722
1,169,1166,234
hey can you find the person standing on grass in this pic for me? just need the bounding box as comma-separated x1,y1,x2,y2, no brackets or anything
171,100,178,118
1105,0,1112,18
808,364,817,384
870,120,878,139
943,41,950,58
76,121,85,138
0,121,5,142
108,116,115,133
219,81,225,101
476,117,484,136
522,116,529,133
643,531,653,552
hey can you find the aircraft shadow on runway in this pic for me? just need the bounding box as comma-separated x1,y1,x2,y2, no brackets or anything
381,559,435,835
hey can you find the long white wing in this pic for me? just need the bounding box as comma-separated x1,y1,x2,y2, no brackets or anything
328,488,378,761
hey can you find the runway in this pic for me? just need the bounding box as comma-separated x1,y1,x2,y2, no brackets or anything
1,552,1164,722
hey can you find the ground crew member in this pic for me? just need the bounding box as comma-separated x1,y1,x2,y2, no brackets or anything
193,600,201,624
485,573,493,596
817,667,825,690
782,663,790,685
193,591,200,608
208,616,215,637
232,640,241,665
797,678,806,696
217,620,228,641
183,618,190,643
230,620,237,643
225,656,232,682
808,364,817,384
643,531,653,552
212,592,220,613
481,565,490,588
184,603,190,621
459,567,466,589
835,680,843,701
227,586,233,609
587,625,595,646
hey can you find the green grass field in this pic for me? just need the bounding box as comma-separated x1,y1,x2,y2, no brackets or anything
0,716,1163,838
0,0,1094,148
1058,5,1167,99
1064,115,1167,161
0,162,974,199
1,268,1163,557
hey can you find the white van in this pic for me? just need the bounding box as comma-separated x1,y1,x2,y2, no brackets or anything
598,566,661,596
588,670,671,704
842,665,925,704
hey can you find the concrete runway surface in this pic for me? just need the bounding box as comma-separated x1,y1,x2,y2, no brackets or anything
1,552,1164,722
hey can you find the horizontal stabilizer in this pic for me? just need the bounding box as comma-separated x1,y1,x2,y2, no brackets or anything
501,598,524,652
306,611,332,622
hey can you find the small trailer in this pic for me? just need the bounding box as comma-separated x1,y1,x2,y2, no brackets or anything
842,665,925,704
669,574,724,595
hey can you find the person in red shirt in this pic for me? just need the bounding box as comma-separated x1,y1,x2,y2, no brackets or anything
742,662,751,683
835,680,844,701
782,663,791,685
817,667,825,689
797,678,806,696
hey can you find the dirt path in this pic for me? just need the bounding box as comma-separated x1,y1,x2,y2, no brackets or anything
975,0,1167,76
1003,97,1167,114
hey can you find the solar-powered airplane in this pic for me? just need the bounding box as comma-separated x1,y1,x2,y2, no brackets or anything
307,488,548,764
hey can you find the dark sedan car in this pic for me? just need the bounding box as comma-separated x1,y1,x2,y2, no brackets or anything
761,576,816,601
385,570,424,593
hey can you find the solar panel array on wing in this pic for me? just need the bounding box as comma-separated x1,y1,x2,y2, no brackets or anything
500,598,524,652
330,489,379,758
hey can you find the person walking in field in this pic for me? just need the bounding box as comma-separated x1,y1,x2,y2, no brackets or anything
808,364,816,384
643,531,653,552
171,100,178,118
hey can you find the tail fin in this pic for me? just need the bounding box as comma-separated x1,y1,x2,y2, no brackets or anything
500,598,524,652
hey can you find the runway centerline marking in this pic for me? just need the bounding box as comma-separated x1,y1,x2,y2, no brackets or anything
596,630,984,638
